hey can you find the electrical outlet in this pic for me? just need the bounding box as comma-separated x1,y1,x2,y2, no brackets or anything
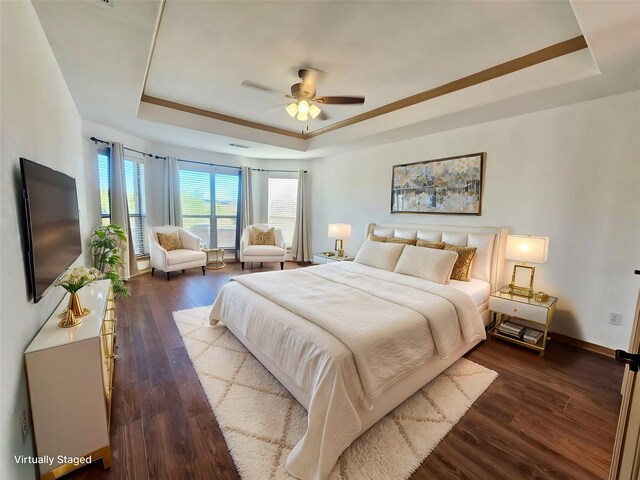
20,410,30,440
609,313,623,326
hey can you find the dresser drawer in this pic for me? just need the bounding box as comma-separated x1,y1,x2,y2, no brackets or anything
490,296,548,323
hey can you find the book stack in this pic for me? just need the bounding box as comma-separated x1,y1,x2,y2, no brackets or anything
523,328,544,345
497,321,525,340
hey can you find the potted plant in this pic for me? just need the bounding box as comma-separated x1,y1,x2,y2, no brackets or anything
89,224,129,298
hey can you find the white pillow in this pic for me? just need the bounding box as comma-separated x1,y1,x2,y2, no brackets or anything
354,241,405,272
393,245,459,284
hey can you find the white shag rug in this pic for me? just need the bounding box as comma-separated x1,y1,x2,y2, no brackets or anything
173,306,497,480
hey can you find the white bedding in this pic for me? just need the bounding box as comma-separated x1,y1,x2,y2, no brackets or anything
209,262,485,480
448,277,491,308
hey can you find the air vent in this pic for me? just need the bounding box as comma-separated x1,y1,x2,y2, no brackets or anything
229,143,250,149
97,0,114,7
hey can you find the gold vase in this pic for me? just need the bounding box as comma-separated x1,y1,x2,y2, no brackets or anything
58,292,91,328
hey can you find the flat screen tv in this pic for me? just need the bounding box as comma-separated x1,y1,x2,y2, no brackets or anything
20,158,82,302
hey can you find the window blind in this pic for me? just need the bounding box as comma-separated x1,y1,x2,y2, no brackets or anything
268,178,298,247
98,153,110,225
179,168,240,249
124,159,146,256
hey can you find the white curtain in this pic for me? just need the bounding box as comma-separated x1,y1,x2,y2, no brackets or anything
240,166,253,231
164,156,182,226
291,170,311,262
109,142,139,279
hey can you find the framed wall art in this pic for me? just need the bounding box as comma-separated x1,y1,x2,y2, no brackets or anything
391,152,485,215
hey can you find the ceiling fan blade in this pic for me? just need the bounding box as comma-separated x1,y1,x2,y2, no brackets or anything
317,110,330,121
241,80,287,96
315,96,365,105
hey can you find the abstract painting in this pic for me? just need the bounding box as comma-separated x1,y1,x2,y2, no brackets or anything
391,153,485,215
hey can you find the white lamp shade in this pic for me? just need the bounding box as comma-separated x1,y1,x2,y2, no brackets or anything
327,223,352,239
505,235,549,264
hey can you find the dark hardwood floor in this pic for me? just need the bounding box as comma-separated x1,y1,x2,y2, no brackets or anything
67,262,624,480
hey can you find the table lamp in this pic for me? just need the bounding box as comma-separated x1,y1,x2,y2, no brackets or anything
328,223,352,257
505,235,549,297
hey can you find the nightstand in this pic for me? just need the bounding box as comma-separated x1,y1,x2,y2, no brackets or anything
489,287,557,355
313,253,354,264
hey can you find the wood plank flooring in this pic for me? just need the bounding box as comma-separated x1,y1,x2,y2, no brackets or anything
66,262,624,480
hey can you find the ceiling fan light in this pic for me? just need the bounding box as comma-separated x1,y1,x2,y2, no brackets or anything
309,104,321,119
285,102,298,118
296,111,309,122
298,100,310,115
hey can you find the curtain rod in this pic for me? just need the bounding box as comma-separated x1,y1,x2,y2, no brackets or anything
90,137,154,158
154,156,241,170
252,168,308,173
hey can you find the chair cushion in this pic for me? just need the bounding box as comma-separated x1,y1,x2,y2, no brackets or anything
166,249,206,266
243,245,285,256
157,231,182,251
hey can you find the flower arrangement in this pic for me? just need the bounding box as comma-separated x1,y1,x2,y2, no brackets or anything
57,266,104,328
57,266,104,293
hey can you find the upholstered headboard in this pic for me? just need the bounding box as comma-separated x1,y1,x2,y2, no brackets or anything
366,223,508,293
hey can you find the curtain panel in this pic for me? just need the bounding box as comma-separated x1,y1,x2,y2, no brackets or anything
109,142,139,279
291,170,311,262
164,156,182,226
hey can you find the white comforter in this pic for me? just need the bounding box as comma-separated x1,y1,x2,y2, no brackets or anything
209,262,484,479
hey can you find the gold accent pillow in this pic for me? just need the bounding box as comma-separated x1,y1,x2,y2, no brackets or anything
416,239,445,249
386,237,416,246
252,227,276,245
444,244,477,281
157,231,182,251
368,233,388,242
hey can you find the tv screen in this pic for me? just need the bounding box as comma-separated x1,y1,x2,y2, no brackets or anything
20,158,82,302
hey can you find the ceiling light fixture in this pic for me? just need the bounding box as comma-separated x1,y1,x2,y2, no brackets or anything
286,99,321,122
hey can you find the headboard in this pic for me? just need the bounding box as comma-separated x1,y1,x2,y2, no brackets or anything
366,222,508,293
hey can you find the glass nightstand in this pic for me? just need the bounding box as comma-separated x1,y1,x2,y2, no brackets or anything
488,287,558,355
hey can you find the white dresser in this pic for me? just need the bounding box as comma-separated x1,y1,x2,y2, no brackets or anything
25,280,116,479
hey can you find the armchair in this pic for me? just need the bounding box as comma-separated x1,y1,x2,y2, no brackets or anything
240,224,286,270
147,226,206,280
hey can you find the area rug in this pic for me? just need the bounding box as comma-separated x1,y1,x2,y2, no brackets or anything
173,306,497,480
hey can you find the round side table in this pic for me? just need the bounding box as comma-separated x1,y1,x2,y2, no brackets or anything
203,248,225,270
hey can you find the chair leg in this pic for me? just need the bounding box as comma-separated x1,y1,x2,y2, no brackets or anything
151,268,155,276
201,266,206,276
241,262,244,270
281,262,284,270
166,272,170,281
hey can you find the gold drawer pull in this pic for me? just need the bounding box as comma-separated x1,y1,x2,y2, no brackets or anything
513,308,517,313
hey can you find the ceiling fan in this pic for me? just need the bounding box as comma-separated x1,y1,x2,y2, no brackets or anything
241,68,365,122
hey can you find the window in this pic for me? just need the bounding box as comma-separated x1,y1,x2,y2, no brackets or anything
179,168,240,249
98,153,110,225
125,159,146,257
96,152,147,256
268,177,298,247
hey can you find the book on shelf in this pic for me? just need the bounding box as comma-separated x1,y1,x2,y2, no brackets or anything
523,328,543,345
497,321,525,339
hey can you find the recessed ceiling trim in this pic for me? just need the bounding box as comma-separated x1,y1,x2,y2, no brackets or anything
305,35,588,138
140,94,307,139
140,35,587,141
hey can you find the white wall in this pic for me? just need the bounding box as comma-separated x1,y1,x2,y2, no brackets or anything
312,90,640,350
0,3,97,479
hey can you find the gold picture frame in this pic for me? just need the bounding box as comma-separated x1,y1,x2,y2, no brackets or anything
508,264,536,297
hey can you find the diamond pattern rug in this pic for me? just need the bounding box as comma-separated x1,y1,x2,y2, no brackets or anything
173,306,497,480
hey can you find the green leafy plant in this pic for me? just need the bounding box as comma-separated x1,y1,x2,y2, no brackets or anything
89,224,129,298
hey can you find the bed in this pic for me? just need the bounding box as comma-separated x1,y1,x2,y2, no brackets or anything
209,223,507,480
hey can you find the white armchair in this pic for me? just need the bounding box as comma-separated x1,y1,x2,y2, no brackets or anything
240,224,286,270
147,226,206,280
